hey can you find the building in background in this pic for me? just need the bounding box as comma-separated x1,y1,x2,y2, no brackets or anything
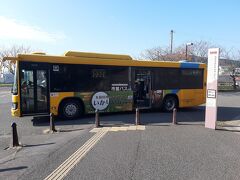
0,73,14,84
219,66,231,75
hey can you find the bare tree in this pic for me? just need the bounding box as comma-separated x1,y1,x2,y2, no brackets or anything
140,41,213,62
173,40,215,63
139,46,185,61
220,46,239,60
0,45,31,74
236,50,240,61
139,46,169,61
191,40,213,58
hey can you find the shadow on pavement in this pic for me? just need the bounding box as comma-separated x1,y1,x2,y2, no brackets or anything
32,115,93,127
31,107,204,127
23,142,55,148
31,106,240,127
177,123,204,126
217,106,240,121
0,166,28,172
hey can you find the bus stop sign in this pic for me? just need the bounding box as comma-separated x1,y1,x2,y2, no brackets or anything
205,48,220,129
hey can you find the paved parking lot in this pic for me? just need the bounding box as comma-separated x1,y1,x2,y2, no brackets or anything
0,87,240,179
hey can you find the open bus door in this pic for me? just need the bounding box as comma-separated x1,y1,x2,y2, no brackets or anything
134,70,152,108
20,62,50,115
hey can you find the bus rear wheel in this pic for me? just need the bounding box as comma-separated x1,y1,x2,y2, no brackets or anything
163,96,178,112
60,99,83,119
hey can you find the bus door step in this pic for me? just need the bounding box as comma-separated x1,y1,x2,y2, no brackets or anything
137,100,150,108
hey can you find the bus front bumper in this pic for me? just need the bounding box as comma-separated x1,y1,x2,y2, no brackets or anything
11,108,21,117
12,95,21,117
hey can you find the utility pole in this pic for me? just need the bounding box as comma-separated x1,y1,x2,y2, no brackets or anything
170,30,174,54
186,42,193,60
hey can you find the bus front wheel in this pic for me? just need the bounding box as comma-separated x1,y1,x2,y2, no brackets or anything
163,96,178,112
60,99,83,119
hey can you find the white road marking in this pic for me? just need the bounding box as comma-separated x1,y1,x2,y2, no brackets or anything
0,91,11,99
90,125,146,133
0,91,10,95
128,126,137,130
44,128,108,180
0,95,8,98
45,125,145,180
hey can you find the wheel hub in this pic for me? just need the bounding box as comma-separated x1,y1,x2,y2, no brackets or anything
65,104,77,116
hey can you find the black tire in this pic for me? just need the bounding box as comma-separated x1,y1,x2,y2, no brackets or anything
163,96,178,112
60,99,83,119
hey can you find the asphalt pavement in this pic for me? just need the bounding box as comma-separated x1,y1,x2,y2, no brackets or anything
64,126,240,180
0,87,94,179
0,87,240,180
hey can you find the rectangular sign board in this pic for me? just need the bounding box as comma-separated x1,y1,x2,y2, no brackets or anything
207,89,216,98
205,48,220,129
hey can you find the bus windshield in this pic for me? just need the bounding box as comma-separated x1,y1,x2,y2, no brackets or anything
12,63,18,95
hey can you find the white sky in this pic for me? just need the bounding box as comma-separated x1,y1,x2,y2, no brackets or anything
0,16,66,43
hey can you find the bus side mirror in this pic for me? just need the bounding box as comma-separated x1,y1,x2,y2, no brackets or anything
11,87,13,93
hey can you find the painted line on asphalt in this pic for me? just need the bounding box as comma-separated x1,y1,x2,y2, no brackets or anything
0,91,10,95
44,128,109,180
44,125,145,179
89,125,146,133
0,92,10,98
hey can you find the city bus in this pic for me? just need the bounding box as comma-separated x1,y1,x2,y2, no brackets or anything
5,51,207,119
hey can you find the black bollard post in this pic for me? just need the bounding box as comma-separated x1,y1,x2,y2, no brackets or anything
50,113,57,132
135,108,140,125
95,109,100,128
172,108,177,125
11,122,20,147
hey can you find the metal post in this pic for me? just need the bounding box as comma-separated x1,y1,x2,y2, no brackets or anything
11,122,20,147
172,108,177,125
170,30,174,54
135,108,140,125
50,113,57,132
95,109,100,128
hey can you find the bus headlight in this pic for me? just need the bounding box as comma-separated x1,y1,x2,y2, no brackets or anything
12,102,18,110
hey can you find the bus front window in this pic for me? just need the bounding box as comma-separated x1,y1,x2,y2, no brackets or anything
12,64,18,95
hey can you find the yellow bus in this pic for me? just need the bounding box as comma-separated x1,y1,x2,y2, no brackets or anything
6,51,206,119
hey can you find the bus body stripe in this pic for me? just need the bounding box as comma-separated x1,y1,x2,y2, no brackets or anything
164,89,180,94
180,62,200,68
171,89,179,94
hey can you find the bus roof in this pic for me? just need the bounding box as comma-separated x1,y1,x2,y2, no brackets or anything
5,51,206,69
64,51,133,60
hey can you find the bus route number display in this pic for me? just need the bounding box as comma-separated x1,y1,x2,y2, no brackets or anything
92,69,106,78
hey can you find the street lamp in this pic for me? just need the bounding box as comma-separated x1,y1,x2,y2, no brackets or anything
185,42,193,60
